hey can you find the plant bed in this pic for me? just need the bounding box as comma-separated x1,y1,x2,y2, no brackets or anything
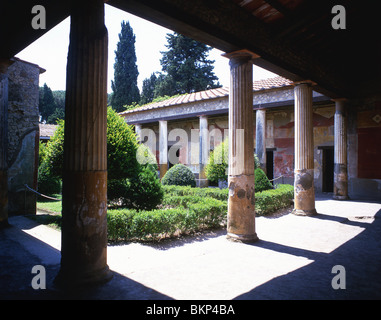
33,184,294,243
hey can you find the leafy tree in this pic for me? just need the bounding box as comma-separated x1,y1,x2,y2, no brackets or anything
39,83,56,122
47,108,65,124
110,21,140,112
140,73,158,105
155,32,221,97
52,90,66,111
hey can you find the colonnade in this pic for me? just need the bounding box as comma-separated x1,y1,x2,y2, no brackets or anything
0,0,350,285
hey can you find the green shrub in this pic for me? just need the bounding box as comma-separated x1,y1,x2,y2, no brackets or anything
35,184,293,242
162,185,228,201
39,107,164,208
135,143,158,172
254,168,273,192
38,141,48,166
42,119,65,179
37,161,61,196
107,196,227,242
161,164,196,187
106,107,140,180
107,178,131,205
108,166,163,211
205,139,228,183
255,184,294,215
41,108,140,181
205,138,261,183
128,166,164,210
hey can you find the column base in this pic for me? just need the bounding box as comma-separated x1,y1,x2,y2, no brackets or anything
159,163,168,179
227,232,259,243
292,208,317,216
333,195,349,201
197,178,209,188
54,265,112,290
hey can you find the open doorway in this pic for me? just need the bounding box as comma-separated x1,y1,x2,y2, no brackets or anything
321,146,334,192
266,149,274,183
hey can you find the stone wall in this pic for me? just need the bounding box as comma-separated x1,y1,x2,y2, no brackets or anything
7,58,42,215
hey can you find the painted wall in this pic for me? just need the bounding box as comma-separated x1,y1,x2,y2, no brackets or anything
347,98,381,199
134,100,381,200
137,104,336,190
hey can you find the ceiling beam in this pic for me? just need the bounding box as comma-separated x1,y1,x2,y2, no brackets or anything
108,0,351,98
0,0,70,58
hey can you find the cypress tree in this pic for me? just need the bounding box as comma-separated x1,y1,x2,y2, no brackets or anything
110,21,140,112
39,83,56,123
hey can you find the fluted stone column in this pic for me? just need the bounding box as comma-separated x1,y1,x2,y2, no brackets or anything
225,51,258,242
55,0,111,287
135,124,142,142
159,120,168,178
0,60,11,228
255,109,266,173
199,115,209,187
293,82,317,216
333,99,349,200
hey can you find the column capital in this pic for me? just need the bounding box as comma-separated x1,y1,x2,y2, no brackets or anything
292,80,317,87
331,97,348,102
222,49,260,61
333,98,348,114
332,97,348,105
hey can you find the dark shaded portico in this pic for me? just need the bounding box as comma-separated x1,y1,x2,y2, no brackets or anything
1,0,380,287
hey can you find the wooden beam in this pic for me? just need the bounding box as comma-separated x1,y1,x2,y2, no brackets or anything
108,0,351,98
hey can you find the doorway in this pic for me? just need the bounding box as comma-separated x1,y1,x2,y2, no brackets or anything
266,149,274,183
321,146,334,192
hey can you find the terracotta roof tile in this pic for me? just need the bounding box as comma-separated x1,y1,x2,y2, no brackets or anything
120,76,291,115
39,123,58,138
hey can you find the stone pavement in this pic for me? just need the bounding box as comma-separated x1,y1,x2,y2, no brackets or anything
0,195,380,300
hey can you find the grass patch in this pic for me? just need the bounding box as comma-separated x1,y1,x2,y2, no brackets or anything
28,213,62,230
36,194,62,214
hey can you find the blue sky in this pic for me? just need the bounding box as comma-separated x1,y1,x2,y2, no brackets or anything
17,4,276,93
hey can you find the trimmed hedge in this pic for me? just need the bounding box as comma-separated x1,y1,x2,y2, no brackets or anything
254,168,273,192
163,185,228,201
161,164,196,187
34,184,294,243
107,196,227,242
255,184,294,215
107,184,293,242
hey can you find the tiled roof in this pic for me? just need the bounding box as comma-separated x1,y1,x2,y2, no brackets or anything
120,76,292,115
39,123,58,138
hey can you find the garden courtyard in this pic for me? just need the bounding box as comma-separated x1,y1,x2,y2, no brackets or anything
1,194,380,300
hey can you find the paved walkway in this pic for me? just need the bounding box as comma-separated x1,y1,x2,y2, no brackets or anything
1,195,380,300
